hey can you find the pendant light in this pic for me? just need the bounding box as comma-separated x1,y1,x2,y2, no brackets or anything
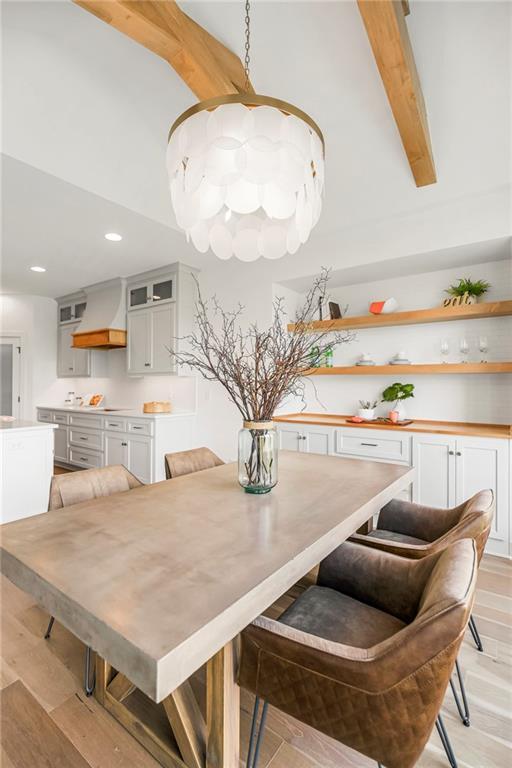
166,1,325,262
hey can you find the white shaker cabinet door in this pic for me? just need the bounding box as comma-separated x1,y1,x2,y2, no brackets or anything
302,426,331,455
456,437,510,556
57,324,76,377
151,302,176,373
54,425,69,463
278,427,304,452
412,434,456,508
72,344,90,377
104,434,128,467
127,436,152,483
127,309,151,375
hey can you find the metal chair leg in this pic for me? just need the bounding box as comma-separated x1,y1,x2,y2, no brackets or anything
44,616,55,640
468,615,484,652
449,660,470,726
84,646,95,696
436,715,458,768
246,697,268,768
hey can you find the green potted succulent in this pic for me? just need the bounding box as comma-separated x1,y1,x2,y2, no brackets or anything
445,277,490,305
381,382,414,421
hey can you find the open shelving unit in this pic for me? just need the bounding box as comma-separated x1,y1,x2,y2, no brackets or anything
288,300,512,333
305,363,512,376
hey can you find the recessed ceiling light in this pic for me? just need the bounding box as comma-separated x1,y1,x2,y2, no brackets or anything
105,232,122,242
30,266,46,272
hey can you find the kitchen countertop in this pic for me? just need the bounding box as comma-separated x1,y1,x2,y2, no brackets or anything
37,406,195,420
274,412,512,439
0,420,57,432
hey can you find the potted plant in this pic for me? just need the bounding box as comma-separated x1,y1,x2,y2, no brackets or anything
169,269,353,494
381,382,415,421
445,277,490,305
358,400,378,421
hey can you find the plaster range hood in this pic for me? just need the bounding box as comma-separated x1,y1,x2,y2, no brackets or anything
72,278,127,349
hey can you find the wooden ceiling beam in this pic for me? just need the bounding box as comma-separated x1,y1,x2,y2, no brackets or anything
357,0,436,187
73,0,253,100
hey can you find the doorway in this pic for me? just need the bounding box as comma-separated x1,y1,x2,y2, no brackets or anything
0,336,22,418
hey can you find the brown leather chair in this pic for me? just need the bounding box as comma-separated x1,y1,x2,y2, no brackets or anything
164,446,224,479
239,538,478,768
44,466,143,694
350,489,494,654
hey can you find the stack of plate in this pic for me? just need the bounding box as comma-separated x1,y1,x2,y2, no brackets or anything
355,360,376,366
389,358,412,365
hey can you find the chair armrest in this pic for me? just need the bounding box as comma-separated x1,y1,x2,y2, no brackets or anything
348,532,431,559
318,541,436,622
377,498,462,541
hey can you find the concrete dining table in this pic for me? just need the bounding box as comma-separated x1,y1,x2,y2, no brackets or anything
0,451,414,768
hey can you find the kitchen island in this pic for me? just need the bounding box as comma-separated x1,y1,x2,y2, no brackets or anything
0,420,56,523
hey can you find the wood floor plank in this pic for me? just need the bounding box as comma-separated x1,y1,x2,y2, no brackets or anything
51,690,163,767
0,658,18,690
6,638,80,712
1,576,37,616
1,681,90,768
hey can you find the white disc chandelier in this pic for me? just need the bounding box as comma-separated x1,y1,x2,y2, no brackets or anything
166,3,325,262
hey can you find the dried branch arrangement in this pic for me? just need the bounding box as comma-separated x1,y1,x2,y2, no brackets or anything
169,269,353,421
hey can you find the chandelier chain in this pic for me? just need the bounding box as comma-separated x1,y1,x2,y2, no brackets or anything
244,0,251,91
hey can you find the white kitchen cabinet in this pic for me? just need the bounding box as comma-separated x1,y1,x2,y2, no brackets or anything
127,435,152,483
104,433,152,484
126,263,198,376
127,303,176,375
278,426,304,451
456,436,510,556
57,322,107,378
38,408,195,483
54,424,69,463
412,434,456,508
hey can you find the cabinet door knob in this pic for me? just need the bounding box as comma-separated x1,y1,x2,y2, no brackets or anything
456,451,462,456
144,363,150,367
121,442,128,447
448,450,455,455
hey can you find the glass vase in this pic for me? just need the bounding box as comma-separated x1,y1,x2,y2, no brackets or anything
238,421,278,494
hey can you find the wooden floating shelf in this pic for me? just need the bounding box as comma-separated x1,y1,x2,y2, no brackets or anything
305,363,512,376
288,300,512,332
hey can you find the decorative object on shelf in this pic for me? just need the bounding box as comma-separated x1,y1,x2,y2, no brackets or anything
167,270,352,493
440,339,450,363
323,346,334,368
459,337,469,363
143,401,171,414
369,297,398,315
389,350,412,365
358,400,378,421
479,336,488,362
329,301,342,320
443,277,491,307
166,3,324,262
356,352,376,366
346,416,413,427
381,382,415,421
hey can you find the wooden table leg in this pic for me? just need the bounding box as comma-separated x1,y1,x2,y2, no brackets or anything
206,640,240,768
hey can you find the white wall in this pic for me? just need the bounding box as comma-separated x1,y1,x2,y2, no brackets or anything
287,259,512,423
0,294,59,419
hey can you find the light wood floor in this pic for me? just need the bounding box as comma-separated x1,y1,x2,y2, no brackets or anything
1,555,511,768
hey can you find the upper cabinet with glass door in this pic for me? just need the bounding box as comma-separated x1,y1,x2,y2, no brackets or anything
126,263,199,376
58,292,87,324
127,274,175,311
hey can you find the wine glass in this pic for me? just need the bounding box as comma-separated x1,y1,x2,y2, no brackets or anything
460,338,469,363
440,340,449,363
479,336,488,362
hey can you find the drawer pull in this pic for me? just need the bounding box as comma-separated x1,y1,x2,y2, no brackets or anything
361,442,378,447
108,423,119,427
79,437,88,441
80,457,89,462
144,363,151,367
132,426,143,430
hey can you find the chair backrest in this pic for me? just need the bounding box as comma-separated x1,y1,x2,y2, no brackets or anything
48,465,142,510
164,447,224,479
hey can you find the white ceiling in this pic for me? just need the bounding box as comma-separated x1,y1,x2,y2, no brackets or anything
1,0,511,296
